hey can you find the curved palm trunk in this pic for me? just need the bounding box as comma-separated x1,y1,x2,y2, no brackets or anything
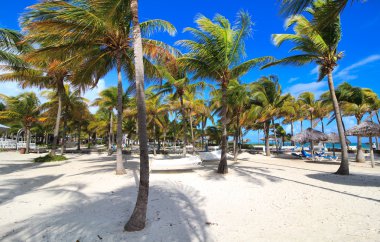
189,110,195,154
264,121,270,156
125,0,150,231
356,118,365,163
180,95,187,156
51,84,63,156
217,80,228,174
272,118,279,154
115,56,126,175
327,72,349,175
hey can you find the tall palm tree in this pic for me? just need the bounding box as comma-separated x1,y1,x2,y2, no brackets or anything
125,0,151,231
280,96,299,145
250,76,290,156
0,28,30,67
263,1,349,174
0,92,40,154
178,11,271,173
313,100,331,133
23,0,176,175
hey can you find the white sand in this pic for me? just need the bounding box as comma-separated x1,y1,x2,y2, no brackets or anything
0,151,379,242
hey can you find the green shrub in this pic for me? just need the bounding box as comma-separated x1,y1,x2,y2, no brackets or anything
34,154,67,163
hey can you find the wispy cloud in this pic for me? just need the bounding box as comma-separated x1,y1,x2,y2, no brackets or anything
284,81,327,98
288,77,299,83
335,54,380,80
310,66,319,75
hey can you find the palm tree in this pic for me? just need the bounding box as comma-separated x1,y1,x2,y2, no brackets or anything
0,28,30,67
0,92,40,153
263,1,349,174
125,0,151,231
313,100,331,133
280,96,299,145
339,83,377,162
153,58,206,156
250,76,290,156
298,92,317,128
178,11,271,173
23,0,176,175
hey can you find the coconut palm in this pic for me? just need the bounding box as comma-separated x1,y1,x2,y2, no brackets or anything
177,11,271,173
263,1,349,174
250,76,290,156
280,96,299,145
23,0,177,175
298,92,317,128
153,58,207,156
0,28,30,67
313,100,331,133
0,92,40,153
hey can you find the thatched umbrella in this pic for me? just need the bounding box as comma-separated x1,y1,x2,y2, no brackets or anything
327,132,350,157
346,121,380,168
291,128,328,158
0,124,10,132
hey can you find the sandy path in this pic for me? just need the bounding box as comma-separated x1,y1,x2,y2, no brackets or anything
0,151,379,242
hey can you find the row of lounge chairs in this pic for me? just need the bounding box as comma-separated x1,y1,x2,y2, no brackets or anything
291,150,338,161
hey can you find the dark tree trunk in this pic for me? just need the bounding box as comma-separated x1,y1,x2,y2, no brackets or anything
25,126,30,154
217,79,228,174
327,71,349,175
125,0,150,231
61,105,68,155
77,124,81,150
291,121,294,146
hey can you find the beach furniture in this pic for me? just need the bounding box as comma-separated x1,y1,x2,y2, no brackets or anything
150,155,202,171
198,150,233,161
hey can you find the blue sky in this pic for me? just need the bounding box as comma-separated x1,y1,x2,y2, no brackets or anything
1,0,380,143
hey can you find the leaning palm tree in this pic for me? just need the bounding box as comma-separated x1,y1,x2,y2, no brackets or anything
23,0,176,175
263,1,349,175
0,92,40,154
177,11,271,174
249,76,290,156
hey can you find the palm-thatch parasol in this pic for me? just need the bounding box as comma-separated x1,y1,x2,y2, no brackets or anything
327,132,350,156
291,128,328,144
291,128,328,159
346,121,380,168
0,124,10,132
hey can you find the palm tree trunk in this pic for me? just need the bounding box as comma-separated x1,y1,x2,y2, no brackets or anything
61,106,68,155
300,120,303,132
153,120,157,156
77,124,81,150
125,0,150,231
25,126,30,154
234,115,239,162
272,119,279,153
109,111,113,151
327,72,349,175
369,136,375,168
115,55,126,175
51,83,63,156
180,95,187,156
217,79,228,174
321,118,324,133
189,110,195,154
356,118,365,163
264,122,270,156
291,121,294,146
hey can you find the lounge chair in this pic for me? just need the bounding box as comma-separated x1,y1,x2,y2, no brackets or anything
301,150,313,160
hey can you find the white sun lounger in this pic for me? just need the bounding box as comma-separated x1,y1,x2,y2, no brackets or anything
150,155,202,171
198,150,233,161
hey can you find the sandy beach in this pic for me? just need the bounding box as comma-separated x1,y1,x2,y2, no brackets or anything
0,151,379,242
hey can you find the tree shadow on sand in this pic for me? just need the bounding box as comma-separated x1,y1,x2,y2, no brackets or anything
306,173,380,187
0,181,212,242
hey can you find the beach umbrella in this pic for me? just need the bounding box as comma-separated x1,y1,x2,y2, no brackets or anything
291,128,328,158
327,132,350,157
291,128,328,144
346,121,380,168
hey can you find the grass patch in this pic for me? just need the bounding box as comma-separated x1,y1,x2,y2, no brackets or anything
34,154,67,163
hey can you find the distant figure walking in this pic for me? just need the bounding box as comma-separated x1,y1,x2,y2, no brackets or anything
372,143,376,151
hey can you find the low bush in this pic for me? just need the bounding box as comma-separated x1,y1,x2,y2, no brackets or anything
34,154,67,163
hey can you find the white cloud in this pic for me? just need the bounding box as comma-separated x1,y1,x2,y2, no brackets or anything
288,77,299,83
0,81,47,103
284,81,327,98
82,79,106,113
335,54,380,80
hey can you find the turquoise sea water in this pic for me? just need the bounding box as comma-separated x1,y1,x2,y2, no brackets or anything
247,142,373,149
